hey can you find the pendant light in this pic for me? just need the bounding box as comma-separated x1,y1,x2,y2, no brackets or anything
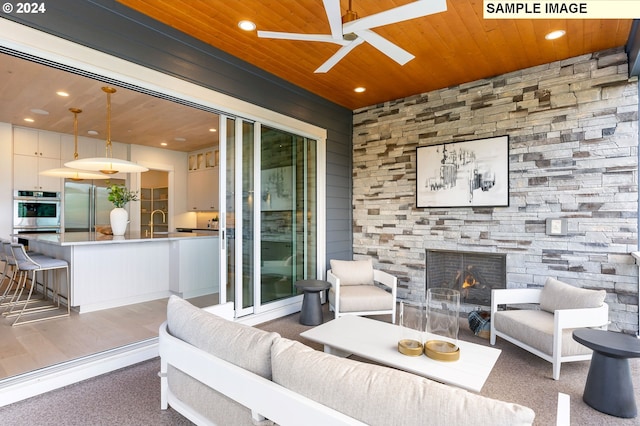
40,107,110,180
65,86,148,174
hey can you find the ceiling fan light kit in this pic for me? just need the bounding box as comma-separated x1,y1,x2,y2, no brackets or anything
65,86,148,175
257,0,447,73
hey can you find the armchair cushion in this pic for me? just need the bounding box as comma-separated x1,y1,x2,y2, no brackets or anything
328,285,393,313
330,259,374,286
493,310,591,356
539,277,606,313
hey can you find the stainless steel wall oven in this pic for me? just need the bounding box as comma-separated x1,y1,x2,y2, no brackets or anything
13,190,61,233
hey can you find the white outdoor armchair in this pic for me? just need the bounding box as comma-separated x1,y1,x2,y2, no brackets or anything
327,259,397,323
490,277,608,380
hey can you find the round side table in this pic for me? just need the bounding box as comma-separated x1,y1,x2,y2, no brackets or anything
295,279,331,326
573,328,640,418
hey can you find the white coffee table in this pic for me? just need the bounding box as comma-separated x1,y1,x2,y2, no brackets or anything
300,315,501,392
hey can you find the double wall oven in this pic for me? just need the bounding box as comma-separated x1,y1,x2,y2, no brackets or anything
13,190,61,236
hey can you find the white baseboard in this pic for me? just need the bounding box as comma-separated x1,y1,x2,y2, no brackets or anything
0,338,159,407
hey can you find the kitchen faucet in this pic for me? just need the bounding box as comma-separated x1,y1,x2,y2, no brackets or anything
150,209,166,236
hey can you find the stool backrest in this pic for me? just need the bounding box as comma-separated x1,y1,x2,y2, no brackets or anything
10,243,40,269
2,241,16,266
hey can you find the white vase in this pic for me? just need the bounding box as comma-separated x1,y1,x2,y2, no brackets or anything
110,207,129,236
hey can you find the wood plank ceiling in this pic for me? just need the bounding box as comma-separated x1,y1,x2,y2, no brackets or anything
117,0,632,110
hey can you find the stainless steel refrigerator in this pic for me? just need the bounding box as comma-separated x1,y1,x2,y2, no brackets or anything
64,178,125,232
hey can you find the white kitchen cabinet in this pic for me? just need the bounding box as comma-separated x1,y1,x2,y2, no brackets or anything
187,166,218,211
14,127,61,158
13,127,62,191
13,154,61,192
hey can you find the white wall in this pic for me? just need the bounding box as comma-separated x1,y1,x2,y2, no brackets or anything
0,122,13,237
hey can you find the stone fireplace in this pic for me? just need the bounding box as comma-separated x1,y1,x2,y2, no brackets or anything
426,249,506,309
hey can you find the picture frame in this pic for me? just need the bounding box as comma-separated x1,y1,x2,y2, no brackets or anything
416,135,509,208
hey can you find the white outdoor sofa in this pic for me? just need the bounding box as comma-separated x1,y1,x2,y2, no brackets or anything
159,295,535,426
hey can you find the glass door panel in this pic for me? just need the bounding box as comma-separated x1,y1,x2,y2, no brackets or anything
260,125,317,305
223,116,235,305
241,120,255,311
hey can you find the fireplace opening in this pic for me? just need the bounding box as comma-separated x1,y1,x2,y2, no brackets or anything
426,249,506,308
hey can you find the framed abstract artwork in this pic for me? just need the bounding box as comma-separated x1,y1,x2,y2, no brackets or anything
416,136,509,208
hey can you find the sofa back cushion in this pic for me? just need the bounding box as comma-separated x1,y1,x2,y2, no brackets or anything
330,259,374,286
167,295,279,378
271,337,535,426
539,277,606,314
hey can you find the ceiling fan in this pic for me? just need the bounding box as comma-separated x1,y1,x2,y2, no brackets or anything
257,0,448,73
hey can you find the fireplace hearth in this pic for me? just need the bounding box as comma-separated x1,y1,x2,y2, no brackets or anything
426,249,506,307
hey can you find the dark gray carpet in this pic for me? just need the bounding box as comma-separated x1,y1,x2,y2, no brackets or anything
0,359,191,426
1,304,638,425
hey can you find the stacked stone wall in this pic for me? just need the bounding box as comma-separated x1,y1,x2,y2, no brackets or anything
352,47,639,333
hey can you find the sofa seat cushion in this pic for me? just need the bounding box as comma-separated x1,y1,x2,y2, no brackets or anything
539,277,606,314
328,285,393,312
494,309,592,357
271,338,535,426
330,259,374,285
167,295,279,378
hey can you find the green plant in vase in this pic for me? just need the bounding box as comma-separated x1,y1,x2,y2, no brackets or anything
107,184,139,208
107,184,139,236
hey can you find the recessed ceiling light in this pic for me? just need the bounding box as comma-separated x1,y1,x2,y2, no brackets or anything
354,87,366,93
161,142,168,147
24,118,34,123
545,30,566,40
209,128,217,132
56,91,69,97
30,108,49,115
87,130,99,136
174,137,186,142
238,20,256,31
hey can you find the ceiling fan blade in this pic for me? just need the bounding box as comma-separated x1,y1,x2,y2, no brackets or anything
355,29,414,65
315,38,365,73
257,31,348,46
344,0,447,33
323,0,343,40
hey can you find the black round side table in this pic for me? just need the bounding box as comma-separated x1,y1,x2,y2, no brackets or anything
295,279,331,326
573,328,640,418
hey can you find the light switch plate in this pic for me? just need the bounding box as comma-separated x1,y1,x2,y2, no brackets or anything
546,218,567,236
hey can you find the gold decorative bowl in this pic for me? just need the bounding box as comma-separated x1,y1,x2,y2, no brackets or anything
398,339,424,356
95,225,113,235
424,340,460,361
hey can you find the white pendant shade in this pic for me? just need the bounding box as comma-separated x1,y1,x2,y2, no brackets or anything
39,167,111,180
65,157,149,174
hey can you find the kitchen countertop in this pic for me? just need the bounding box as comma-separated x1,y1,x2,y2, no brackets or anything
17,231,217,246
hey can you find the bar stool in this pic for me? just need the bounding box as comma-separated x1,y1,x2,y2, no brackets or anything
0,240,19,309
1,240,50,312
4,243,70,326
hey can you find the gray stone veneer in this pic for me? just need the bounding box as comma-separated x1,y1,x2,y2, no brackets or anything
352,47,639,334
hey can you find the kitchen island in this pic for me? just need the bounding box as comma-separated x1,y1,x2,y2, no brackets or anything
20,232,219,313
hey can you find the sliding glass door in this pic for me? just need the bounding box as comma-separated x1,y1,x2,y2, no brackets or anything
221,120,318,316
